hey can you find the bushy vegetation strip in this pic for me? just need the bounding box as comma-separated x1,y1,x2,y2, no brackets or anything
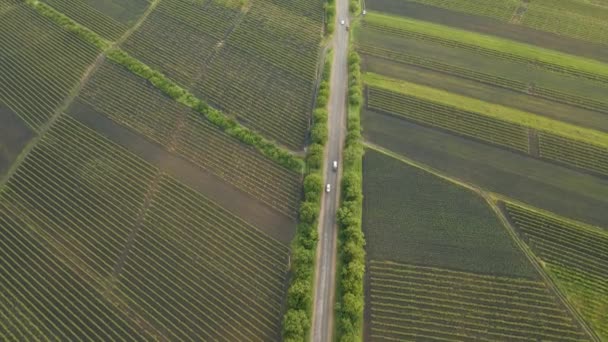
282,50,332,341
24,0,111,50
325,0,335,34
335,49,365,341
24,0,304,172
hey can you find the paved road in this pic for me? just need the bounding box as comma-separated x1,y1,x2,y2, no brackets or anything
311,0,350,340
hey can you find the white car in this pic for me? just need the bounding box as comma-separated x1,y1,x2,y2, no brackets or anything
326,183,331,193
332,160,338,171
340,19,345,25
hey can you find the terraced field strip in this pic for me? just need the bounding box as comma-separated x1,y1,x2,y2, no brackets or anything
397,0,608,45
0,115,290,340
357,44,608,114
368,260,589,341
41,0,127,40
361,12,608,84
404,0,520,21
367,86,530,152
505,202,608,340
365,73,608,175
538,132,608,177
78,60,302,218
0,0,100,130
522,0,608,45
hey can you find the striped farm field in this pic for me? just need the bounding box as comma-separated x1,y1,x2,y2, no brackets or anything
403,0,520,21
367,260,589,341
76,60,302,218
367,86,530,152
0,115,290,340
122,0,323,149
0,0,100,130
505,202,608,340
538,131,608,178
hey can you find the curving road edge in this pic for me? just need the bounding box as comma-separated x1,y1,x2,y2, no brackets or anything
310,0,350,340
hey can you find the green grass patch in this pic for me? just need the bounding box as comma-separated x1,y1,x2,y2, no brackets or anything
365,72,608,148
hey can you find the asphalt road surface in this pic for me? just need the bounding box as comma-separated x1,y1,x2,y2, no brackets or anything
311,0,349,340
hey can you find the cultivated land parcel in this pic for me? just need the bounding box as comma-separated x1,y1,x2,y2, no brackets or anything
2,0,608,340
356,0,608,340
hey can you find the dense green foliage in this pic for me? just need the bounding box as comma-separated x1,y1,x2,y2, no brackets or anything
107,49,304,172
325,0,335,34
282,51,332,342
335,49,366,342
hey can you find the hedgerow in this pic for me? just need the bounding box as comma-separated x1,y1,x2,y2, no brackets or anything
336,49,365,342
282,50,333,342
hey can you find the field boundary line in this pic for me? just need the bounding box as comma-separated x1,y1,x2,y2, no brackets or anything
364,141,600,341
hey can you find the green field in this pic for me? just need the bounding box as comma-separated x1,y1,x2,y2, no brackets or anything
0,0,100,130
505,202,608,340
72,60,302,218
362,148,535,277
367,260,588,341
0,116,290,340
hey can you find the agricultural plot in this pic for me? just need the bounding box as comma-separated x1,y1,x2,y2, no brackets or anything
0,0,100,130
376,0,608,46
41,0,150,40
0,105,34,176
362,148,535,277
539,132,608,178
356,14,608,115
74,60,302,219
367,260,589,341
362,109,608,228
505,203,608,340
0,115,290,340
122,0,324,149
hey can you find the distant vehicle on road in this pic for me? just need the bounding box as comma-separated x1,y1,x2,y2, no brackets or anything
332,160,338,171
340,19,345,25
326,183,331,193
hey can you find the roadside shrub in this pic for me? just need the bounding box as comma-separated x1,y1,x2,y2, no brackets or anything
282,49,333,341
336,48,366,342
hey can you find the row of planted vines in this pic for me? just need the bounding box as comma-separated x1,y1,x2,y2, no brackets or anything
367,260,589,341
0,116,290,340
0,0,100,130
76,60,302,218
367,86,530,152
505,203,608,340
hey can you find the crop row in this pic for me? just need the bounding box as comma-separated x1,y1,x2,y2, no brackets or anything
538,131,608,177
0,115,290,340
42,0,127,40
358,44,608,114
362,19,608,84
0,1,99,130
194,43,313,149
367,86,530,152
80,61,302,218
405,0,519,21
504,203,608,340
368,260,587,341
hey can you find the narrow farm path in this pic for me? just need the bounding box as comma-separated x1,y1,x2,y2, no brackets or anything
310,0,350,340
366,142,601,342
